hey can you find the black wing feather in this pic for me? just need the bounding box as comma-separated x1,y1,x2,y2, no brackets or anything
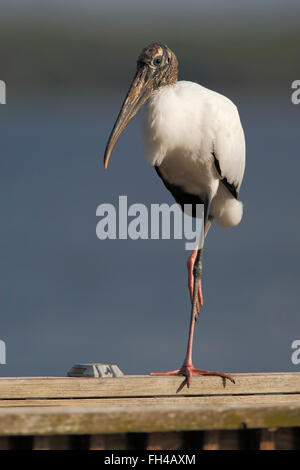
154,166,206,218
212,152,239,199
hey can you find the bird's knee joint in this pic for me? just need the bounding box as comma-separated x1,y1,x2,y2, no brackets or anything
193,264,202,279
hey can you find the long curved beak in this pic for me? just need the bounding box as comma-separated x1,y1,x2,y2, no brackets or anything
104,66,153,169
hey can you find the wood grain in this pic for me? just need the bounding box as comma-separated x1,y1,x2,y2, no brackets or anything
0,401,299,436
0,373,299,399
0,393,299,408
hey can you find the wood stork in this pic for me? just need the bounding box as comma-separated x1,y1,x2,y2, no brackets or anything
104,43,245,388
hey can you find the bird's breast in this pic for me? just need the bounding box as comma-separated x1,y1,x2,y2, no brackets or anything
141,81,220,197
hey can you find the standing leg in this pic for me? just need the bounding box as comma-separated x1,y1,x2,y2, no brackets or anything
150,200,235,388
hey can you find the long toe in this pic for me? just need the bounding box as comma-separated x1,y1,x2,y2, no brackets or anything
150,369,181,377
191,368,235,384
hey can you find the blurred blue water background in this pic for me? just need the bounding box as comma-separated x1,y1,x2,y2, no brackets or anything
1,1,300,376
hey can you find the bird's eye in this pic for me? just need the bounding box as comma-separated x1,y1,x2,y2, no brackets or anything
153,56,162,66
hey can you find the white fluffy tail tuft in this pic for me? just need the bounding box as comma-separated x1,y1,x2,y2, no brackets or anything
211,197,243,227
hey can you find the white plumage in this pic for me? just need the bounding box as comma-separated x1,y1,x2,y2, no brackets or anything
142,81,246,227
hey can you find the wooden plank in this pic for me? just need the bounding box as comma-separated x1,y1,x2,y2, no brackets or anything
48,436,70,450
202,429,242,450
273,428,295,450
0,373,299,399
238,428,260,450
203,429,246,450
0,401,299,436
218,430,241,450
259,429,276,450
146,432,183,450
33,435,70,450
89,434,105,450
9,436,33,450
0,393,299,408
33,436,51,450
89,434,127,450
0,437,10,450
203,430,220,450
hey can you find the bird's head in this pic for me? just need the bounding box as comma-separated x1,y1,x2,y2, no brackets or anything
104,43,178,168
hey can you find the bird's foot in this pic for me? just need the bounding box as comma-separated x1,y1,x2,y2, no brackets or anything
187,250,203,317
150,363,235,391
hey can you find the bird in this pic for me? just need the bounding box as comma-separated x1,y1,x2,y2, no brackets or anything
103,43,246,388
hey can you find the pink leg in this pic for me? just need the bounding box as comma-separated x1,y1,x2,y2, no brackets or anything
150,245,235,388
150,306,235,388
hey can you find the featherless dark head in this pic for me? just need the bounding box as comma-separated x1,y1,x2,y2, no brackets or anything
137,43,178,88
104,43,178,168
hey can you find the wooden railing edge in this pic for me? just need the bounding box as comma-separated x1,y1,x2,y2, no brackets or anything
0,372,299,399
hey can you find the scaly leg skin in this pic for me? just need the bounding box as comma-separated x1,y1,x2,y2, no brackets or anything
187,246,203,318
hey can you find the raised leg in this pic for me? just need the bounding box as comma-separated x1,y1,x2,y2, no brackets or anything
187,245,203,316
187,217,212,315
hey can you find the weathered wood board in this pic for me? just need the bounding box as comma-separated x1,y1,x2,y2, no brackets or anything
0,373,298,438
0,373,299,399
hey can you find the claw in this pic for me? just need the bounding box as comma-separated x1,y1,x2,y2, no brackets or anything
150,364,235,391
